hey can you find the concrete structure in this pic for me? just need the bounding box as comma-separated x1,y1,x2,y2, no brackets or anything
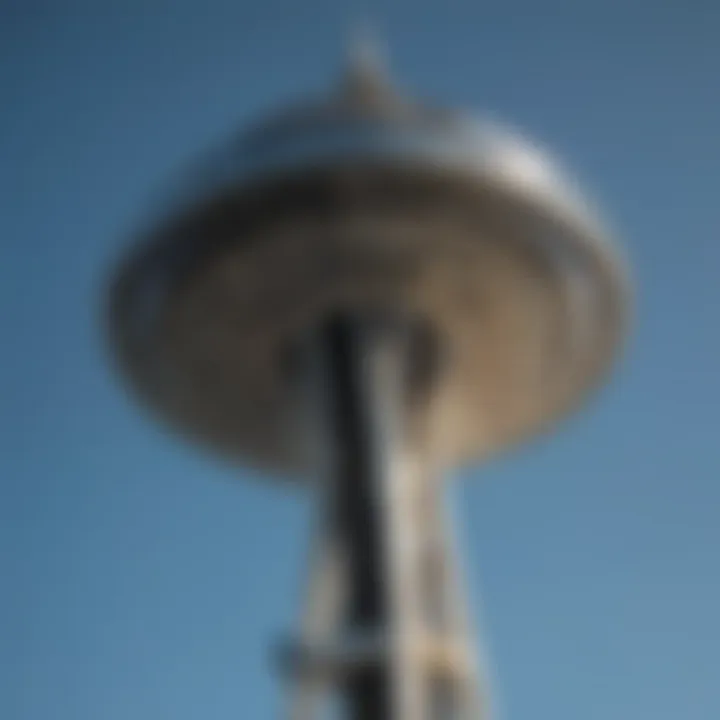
107,42,629,720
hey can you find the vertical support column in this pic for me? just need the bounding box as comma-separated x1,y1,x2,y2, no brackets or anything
321,313,421,720
352,320,426,720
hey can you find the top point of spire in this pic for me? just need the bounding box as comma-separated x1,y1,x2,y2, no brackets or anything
340,22,393,100
348,22,385,73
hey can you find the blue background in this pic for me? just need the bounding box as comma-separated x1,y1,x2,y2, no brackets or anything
2,2,718,719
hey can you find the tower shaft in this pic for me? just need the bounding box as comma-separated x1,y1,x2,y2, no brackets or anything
284,315,486,720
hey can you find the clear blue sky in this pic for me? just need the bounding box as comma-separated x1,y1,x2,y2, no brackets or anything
2,2,718,719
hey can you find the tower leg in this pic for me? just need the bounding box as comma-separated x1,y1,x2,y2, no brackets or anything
421,481,490,720
286,509,346,720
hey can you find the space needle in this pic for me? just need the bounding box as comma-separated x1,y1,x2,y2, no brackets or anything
106,38,629,720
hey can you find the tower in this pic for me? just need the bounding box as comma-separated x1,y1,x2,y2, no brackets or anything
106,45,629,720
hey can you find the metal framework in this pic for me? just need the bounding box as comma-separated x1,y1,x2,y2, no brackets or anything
282,315,485,720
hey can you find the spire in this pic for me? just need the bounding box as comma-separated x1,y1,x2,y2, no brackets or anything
339,22,394,103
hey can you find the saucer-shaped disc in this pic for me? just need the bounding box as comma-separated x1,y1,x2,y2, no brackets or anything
108,70,628,476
